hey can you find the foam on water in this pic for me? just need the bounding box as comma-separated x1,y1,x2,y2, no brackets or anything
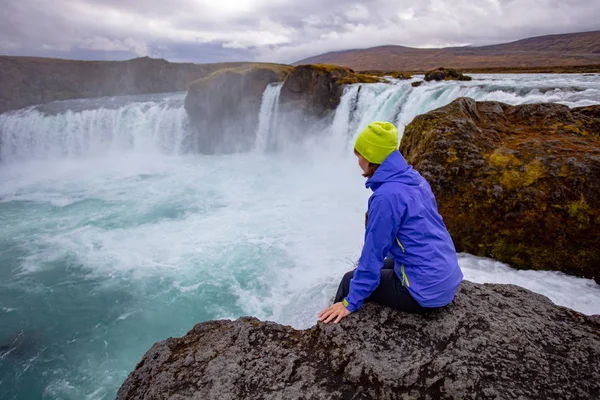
332,73,600,142
0,94,188,162
459,254,600,316
1,74,600,399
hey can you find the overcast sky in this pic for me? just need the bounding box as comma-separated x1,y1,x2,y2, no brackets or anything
1,0,599,64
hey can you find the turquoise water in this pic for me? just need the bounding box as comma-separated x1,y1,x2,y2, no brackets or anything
0,153,370,399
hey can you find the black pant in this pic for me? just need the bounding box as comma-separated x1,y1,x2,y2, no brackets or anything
334,258,437,313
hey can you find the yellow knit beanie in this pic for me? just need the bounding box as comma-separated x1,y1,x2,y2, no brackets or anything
354,121,399,164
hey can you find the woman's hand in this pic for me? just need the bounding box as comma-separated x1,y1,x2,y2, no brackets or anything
318,302,351,324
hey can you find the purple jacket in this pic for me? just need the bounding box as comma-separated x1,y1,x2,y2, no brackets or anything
345,150,463,311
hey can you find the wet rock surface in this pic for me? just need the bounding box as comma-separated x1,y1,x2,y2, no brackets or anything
117,281,600,399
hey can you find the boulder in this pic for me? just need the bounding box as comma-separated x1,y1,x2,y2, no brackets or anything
116,281,600,399
279,64,380,119
401,97,600,281
411,81,424,87
183,64,292,153
424,67,472,82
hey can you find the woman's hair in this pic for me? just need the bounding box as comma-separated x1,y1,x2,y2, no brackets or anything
354,148,380,178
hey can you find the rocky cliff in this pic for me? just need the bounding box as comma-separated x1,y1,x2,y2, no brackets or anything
279,64,380,118
183,64,293,153
424,68,472,82
182,64,381,152
0,56,254,114
401,98,600,281
116,281,600,399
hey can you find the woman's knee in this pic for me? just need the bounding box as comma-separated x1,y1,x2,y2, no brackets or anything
342,270,355,284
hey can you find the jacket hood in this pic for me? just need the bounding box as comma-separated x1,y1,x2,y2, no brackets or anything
366,150,420,191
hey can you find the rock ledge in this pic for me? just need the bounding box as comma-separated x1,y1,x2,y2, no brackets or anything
117,281,600,400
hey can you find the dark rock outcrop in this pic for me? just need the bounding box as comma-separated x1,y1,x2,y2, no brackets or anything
116,281,600,399
183,64,292,153
279,64,380,119
424,67,472,82
401,97,600,281
411,81,424,87
0,56,259,115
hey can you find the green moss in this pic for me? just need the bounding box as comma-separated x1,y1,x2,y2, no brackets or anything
494,155,545,190
191,63,293,87
489,150,521,168
446,147,458,164
337,74,382,85
361,70,412,80
305,64,382,84
567,194,591,224
523,159,546,185
500,169,523,190
309,64,352,74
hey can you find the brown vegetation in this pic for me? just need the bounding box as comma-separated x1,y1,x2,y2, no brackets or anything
295,31,600,72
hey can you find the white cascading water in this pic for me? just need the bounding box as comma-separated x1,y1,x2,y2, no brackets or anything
333,73,600,143
0,94,188,162
254,83,283,152
1,74,599,162
1,74,599,400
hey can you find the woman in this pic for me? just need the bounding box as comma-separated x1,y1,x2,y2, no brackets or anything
319,121,463,324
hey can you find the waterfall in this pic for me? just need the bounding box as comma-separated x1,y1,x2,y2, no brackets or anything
0,94,189,163
330,85,360,149
254,83,282,152
1,74,599,164
330,74,600,145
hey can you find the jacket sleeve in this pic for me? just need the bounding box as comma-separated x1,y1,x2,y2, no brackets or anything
344,194,400,312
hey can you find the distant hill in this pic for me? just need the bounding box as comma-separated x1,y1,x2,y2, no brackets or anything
295,31,600,72
0,56,285,114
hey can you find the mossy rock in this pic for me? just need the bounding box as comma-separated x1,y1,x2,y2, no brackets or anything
337,73,381,85
424,67,472,82
280,64,381,119
361,70,412,80
411,81,424,87
401,97,600,282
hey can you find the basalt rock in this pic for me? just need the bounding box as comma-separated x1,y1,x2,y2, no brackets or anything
401,97,600,281
183,64,292,153
424,68,472,82
279,64,380,119
116,281,600,399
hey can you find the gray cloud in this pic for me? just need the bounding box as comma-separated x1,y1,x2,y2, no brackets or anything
1,0,599,63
